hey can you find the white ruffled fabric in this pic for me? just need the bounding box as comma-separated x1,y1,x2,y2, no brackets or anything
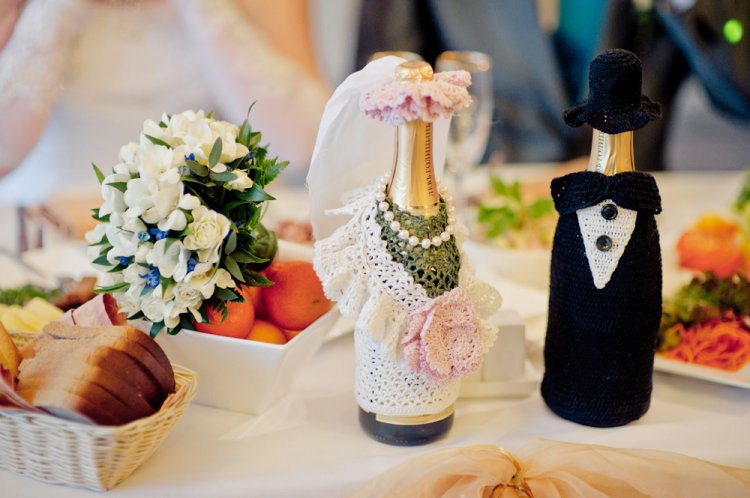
314,181,501,416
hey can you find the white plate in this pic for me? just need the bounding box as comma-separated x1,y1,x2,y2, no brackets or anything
654,354,750,389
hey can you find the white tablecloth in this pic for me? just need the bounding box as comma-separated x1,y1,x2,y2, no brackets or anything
1,171,749,497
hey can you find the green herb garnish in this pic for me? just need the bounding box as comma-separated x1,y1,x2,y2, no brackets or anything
476,176,555,249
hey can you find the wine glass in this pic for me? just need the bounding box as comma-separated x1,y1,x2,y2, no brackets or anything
435,51,493,211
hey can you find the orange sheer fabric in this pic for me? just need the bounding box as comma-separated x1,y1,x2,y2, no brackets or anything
351,440,750,497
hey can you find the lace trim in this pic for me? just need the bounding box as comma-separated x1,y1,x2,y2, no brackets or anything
0,0,86,111
315,183,501,353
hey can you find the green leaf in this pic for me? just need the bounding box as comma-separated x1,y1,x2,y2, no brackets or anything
149,321,165,338
225,231,237,254
248,131,262,147
144,134,173,149
89,232,109,246
248,184,275,202
127,310,145,321
94,281,130,294
91,208,110,223
214,287,242,302
92,163,106,184
186,160,209,177
245,271,274,288
105,181,128,193
208,137,223,167
92,254,111,266
210,171,236,182
206,110,216,119
232,251,268,264
166,325,183,336
238,120,252,147
223,254,245,283
527,198,554,219
199,306,209,323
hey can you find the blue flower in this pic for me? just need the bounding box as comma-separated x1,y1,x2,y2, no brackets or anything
185,153,196,162
139,266,161,289
149,228,169,241
186,257,197,274
138,231,151,242
246,151,254,161
118,256,132,267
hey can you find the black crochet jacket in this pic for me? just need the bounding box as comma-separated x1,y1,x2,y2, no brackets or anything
541,171,662,427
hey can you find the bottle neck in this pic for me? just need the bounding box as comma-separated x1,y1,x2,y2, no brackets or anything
587,129,635,175
386,119,440,217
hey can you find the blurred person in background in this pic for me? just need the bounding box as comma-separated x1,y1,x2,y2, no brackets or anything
0,0,330,208
356,0,750,171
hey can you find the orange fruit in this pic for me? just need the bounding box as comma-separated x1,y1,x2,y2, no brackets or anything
263,260,332,330
282,328,303,342
245,285,269,319
246,319,287,345
194,288,255,339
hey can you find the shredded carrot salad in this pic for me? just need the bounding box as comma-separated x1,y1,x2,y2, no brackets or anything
663,318,750,372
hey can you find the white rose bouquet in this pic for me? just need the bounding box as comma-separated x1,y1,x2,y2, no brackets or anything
86,109,286,336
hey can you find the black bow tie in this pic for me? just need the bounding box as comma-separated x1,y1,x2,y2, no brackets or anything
551,171,662,216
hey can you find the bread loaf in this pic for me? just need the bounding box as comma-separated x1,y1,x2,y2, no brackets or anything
17,323,175,425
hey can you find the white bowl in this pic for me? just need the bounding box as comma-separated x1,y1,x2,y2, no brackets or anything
155,239,336,415
155,308,339,414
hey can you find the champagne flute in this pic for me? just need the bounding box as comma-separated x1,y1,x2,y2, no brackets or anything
435,51,493,211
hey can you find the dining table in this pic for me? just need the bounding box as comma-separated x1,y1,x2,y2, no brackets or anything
0,168,748,497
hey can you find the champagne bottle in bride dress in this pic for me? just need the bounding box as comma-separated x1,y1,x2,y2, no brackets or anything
541,49,663,427
312,60,501,445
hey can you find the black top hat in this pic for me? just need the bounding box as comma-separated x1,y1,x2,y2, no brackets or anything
563,49,661,134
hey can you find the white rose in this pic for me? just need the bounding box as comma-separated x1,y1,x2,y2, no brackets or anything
183,206,231,263
147,238,190,281
119,142,140,165
134,241,152,263
141,120,175,149
114,290,140,318
100,172,130,216
224,169,254,191
124,177,182,226
173,281,203,311
163,300,183,329
121,210,146,234
182,119,214,151
84,223,107,248
105,224,139,264
185,266,234,299
138,145,179,181
122,264,144,286
140,287,165,323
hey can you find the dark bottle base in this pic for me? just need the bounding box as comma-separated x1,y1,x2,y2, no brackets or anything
358,407,453,446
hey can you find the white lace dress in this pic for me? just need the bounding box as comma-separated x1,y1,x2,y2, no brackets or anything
314,183,502,417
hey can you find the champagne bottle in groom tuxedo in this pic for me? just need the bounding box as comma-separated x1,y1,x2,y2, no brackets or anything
541,49,663,427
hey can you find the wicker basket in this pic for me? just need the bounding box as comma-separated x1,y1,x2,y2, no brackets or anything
0,331,198,491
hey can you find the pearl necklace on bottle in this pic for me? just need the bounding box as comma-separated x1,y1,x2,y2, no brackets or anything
374,174,456,250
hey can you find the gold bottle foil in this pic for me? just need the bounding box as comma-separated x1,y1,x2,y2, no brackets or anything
386,61,441,217
587,129,635,175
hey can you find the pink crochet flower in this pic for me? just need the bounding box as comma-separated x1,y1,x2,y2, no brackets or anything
402,288,483,383
360,70,472,126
